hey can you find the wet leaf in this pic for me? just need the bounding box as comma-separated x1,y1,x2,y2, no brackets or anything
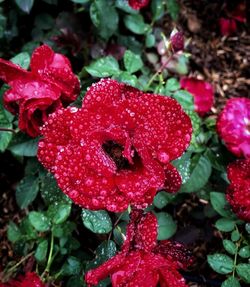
207,253,234,274
81,209,112,234
85,56,120,77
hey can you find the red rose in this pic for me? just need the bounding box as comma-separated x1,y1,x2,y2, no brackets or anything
38,79,192,212
85,210,193,286
128,0,150,10
0,272,44,287
217,97,250,158
0,45,80,137
219,18,237,36
180,77,214,116
226,159,250,222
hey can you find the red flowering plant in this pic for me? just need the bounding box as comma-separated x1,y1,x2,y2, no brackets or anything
0,45,80,137
37,78,192,212
86,210,193,287
1,1,250,287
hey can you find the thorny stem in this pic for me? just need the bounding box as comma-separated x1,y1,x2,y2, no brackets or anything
145,53,176,91
108,212,125,242
232,227,242,277
41,233,54,280
0,127,16,133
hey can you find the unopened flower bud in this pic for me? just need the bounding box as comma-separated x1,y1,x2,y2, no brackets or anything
170,30,184,52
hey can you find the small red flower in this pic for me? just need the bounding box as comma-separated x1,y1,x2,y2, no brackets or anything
128,0,150,10
38,79,192,212
0,45,80,137
217,97,250,158
180,77,214,116
226,159,250,222
219,18,237,36
0,272,44,287
85,210,193,287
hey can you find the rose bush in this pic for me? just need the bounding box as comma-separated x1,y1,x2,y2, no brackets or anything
38,78,192,211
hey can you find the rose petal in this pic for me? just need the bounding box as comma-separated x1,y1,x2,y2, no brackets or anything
0,58,29,83
31,45,80,101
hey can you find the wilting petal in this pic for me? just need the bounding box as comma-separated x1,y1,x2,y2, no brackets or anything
217,98,250,158
180,77,214,116
153,240,194,269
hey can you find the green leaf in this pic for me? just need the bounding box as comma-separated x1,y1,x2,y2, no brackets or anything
231,230,240,242
81,209,112,234
181,155,212,193
40,173,71,205
47,203,72,225
8,135,38,157
16,176,39,209
115,72,138,87
70,0,89,3
172,151,191,184
156,212,177,240
90,0,118,40
215,218,235,232
0,87,14,152
7,222,21,243
61,256,81,276
19,217,37,239
222,276,241,287
29,211,51,232
166,0,179,21
207,254,234,274
85,56,120,77
223,240,237,255
153,191,176,209
35,239,48,263
172,90,194,111
236,264,250,283
210,192,233,218
165,78,180,92
145,33,155,48
124,50,143,74
124,14,149,35
151,0,165,21
10,52,30,69
238,246,250,258
15,0,34,13
86,240,116,271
